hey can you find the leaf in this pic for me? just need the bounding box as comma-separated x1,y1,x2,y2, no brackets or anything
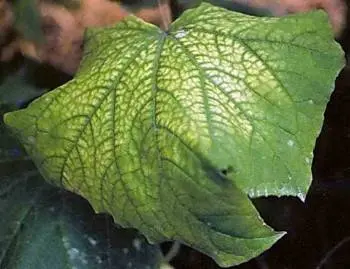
0,64,46,108
0,106,28,164
0,176,162,269
4,3,343,267
0,106,162,269
13,0,44,42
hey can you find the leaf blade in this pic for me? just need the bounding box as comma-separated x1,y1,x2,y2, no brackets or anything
0,105,162,269
4,3,344,267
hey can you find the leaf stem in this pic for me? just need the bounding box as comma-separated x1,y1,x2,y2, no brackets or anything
163,241,181,263
316,236,350,269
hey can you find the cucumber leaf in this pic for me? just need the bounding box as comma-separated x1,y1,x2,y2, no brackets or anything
0,106,162,269
4,3,343,266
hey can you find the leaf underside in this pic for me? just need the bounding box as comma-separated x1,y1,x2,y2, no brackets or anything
4,3,344,267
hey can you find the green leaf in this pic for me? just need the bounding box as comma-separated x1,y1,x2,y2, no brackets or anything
0,176,162,269
13,0,44,42
4,3,343,267
0,106,162,269
0,106,30,169
0,65,46,108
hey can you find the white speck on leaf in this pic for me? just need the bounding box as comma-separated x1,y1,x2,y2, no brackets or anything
80,251,88,265
175,29,187,39
96,256,102,264
62,236,70,248
122,248,129,254
264,188,268,196
280,186,289,195
287,140,294,147
211,76,223,86
28,136,36,144
88,237,97,246
297,189,306,202
68,248,79,260
132,238,142,251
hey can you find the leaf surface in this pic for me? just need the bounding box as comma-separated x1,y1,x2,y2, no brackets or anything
0,176,162,269
4,3,343,266
0,107,161,269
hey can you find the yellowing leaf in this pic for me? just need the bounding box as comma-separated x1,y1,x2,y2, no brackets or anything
4,3,344,267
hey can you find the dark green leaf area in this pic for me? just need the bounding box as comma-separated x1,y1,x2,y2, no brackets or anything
0,61,49,109
13,0,44,42
0,105,30,176
0,175,162,269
